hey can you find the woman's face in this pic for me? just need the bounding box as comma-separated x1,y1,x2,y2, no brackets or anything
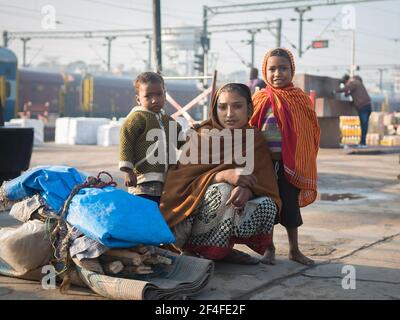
266,55,292,88
217,91,249,129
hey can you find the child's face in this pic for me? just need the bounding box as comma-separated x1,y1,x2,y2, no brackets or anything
266,56,292,88
136,82,166,113
217,91,249,129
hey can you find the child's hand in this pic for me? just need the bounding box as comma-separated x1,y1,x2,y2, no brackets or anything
124,171,137,187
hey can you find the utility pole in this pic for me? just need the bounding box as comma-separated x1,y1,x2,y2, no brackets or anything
153,0,162,72
377,68,387,92
145,35,152,71
293,6,312,58
201,5,210,120
105,36,116,73
21,37,31,67
242,29,260,68
3,31,9,47
202,5,209,78
276,18,282,47
248,30,259,68
350,29,356,77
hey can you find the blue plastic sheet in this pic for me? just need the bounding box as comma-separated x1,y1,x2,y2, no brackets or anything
67,186,174,248
3,166,174,247
4,166,86,212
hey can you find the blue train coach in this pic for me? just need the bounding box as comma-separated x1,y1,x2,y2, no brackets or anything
0,46,18,121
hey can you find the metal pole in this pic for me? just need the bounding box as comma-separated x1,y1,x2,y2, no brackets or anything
21,37,31,67
146,35,152,70
295,7,310,58
3,30,9,47
350,29,356,77
202,5,209,120
298,10,304,57
250,31,256,68
105,36,116,72
153,0,162,72
276,18,282,47
377,68,386,92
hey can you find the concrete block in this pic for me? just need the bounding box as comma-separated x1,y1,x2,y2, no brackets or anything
7,119,44,146
97,121,121,147
315,98,358,117
68,117,110,145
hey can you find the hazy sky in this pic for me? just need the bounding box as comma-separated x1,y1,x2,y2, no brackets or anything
1,0,399,88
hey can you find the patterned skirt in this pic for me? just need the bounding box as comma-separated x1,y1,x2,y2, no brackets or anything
172,183,278,260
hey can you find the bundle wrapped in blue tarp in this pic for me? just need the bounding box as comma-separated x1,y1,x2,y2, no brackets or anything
3,166,86,212
2,166,174,248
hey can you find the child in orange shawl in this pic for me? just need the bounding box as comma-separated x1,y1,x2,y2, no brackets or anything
250,48,320,265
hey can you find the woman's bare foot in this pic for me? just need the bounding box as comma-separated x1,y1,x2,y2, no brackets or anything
260,245,276,265
289,249,314,265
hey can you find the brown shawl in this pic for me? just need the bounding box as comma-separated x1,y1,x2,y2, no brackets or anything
160,83,281,228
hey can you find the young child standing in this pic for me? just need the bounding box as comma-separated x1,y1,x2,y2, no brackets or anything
119,72,181,204
250,48,320,265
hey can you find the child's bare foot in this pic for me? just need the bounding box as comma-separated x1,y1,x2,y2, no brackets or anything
261,245,276,265
289,249,314,265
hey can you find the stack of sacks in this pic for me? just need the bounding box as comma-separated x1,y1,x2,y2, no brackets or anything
5,119,44,146
368,112,385,138
97,121,122,147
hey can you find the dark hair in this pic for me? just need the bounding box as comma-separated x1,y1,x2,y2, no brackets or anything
270,48,293,71
134,71,165,92
219,83,253,106
270,48,291,60
341,74,350,84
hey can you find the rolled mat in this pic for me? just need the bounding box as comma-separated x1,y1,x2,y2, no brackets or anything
0,246,214,300
76,247,214,300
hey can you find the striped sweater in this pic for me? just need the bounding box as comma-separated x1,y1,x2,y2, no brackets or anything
119,106,182,184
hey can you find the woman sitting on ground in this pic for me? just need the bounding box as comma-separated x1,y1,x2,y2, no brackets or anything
160,83,281,264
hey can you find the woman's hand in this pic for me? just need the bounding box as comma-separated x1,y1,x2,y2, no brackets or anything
215,169,257,189
226,186,253,209
124,171,137,187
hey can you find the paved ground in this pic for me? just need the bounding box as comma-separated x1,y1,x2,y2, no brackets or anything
1,144,399,300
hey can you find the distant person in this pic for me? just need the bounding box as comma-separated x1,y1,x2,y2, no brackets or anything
333,74,372,148
247,67,266,94
251,48,320,266
119,72,182,204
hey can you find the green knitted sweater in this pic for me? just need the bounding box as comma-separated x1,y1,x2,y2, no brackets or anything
119,106,182,184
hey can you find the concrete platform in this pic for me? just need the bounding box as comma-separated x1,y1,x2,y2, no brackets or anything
1,144,399,300
343,145,400,155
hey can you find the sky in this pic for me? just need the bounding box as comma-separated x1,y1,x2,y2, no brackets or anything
0,0,399,90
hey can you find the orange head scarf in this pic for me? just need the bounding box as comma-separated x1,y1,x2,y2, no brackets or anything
250,48,320,207
160,83,281,227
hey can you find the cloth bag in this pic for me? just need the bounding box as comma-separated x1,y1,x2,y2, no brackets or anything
0,220,52,276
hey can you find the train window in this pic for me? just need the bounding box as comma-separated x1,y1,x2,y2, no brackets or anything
6,81,10,98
